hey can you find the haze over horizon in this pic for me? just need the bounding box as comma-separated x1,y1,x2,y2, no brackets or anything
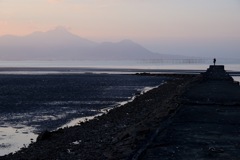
0,0,240,59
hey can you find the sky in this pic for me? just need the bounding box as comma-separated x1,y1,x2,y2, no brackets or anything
0,0,240,58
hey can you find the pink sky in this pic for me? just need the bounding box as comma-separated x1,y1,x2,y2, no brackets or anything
0,0,240,58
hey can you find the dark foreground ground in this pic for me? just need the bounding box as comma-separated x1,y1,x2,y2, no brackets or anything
2,66,240,160
141,104,240,160
139,66,240,160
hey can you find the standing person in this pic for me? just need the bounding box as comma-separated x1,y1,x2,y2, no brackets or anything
213,58,216,65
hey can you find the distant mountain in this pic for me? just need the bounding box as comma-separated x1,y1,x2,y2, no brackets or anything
0,27,187,61
0,27,97,47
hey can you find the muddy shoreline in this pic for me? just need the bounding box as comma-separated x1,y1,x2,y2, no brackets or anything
0,74,196,160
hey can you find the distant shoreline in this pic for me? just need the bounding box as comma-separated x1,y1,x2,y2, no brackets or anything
0,67,239,76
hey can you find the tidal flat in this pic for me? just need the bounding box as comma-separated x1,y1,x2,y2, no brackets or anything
0,73,167,156
0,73,193,159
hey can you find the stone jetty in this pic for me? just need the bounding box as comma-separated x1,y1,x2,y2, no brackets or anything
137,65,240,160
182,65,240,105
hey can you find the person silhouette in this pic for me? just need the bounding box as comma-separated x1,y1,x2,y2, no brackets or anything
213,58,216,65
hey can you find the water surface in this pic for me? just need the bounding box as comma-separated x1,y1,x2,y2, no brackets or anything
0,73,167,156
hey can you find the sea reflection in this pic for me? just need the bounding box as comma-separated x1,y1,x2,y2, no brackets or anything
0,126,37,156
233,76,240,84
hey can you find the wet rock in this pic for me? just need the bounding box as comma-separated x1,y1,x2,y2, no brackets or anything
37,130,51,141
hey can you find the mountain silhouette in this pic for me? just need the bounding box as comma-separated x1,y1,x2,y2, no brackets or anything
0,27,186,60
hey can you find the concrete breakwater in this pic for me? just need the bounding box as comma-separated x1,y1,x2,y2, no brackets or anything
136,65,240,160
182,65,240,105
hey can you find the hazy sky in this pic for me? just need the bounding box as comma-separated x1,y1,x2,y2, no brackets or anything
0,0,240,58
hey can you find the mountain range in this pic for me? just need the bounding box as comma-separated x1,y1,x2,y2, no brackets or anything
0,27,187,61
